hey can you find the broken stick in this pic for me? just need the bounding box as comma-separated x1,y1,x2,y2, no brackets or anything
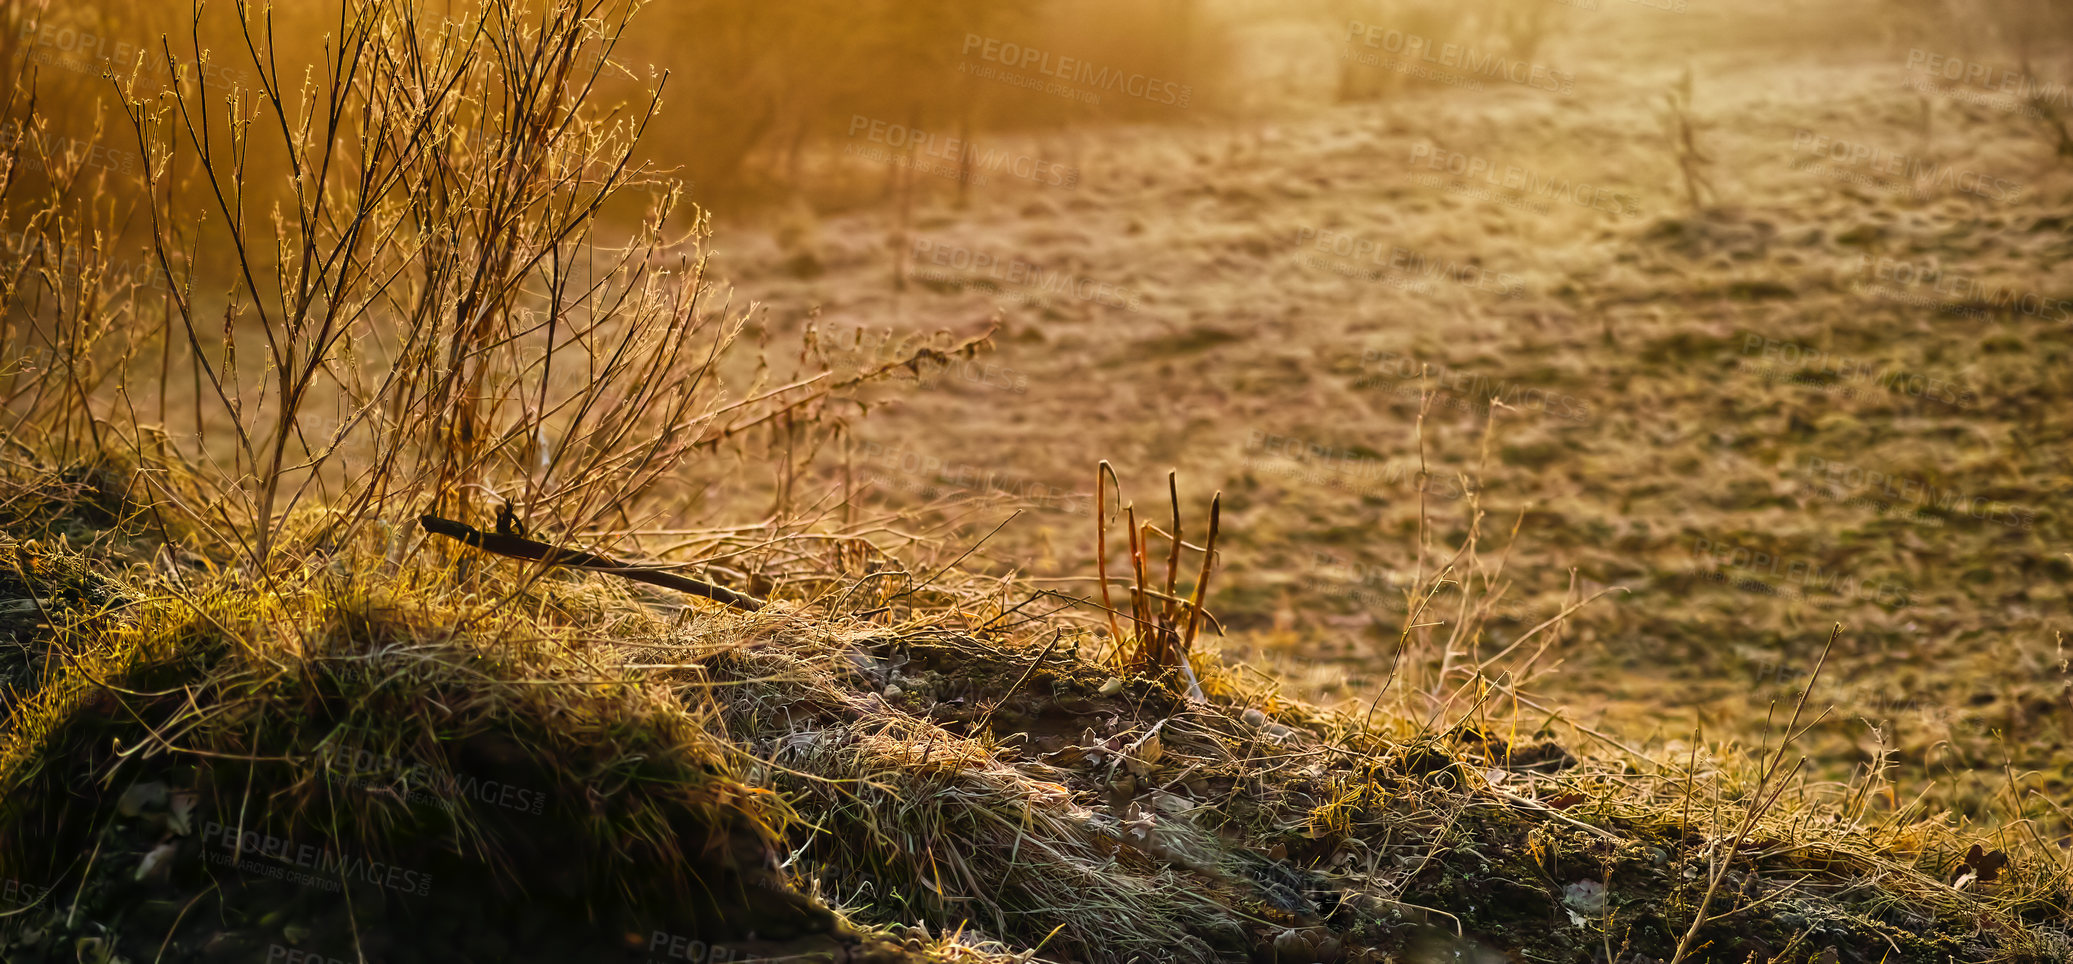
419,515,766,612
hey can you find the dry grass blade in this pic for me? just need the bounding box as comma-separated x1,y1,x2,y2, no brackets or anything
1095,460,1122,649
1179,492,1219,659
1126,503,1151,654
1669,623,1842,964
1162,470,1183,638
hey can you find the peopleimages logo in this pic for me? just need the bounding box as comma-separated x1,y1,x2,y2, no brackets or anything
909,239,1143,311
16,18,247,85
15,19,146,69
960,34,1191,108
1344,22,1575,94
1407,144,1639,218
1802,456,2034,530
1307,551,1417,597
1303,551,1540,621
0,121,144,179
1904,49,2071,107
647,931,747,963
846,115,1079,188
2,877,49,907
1740,334,1976,408
821,341,1030,395
1688,537,1911,608
1240,430,1478,502
200,821,434,897
1849,256,2072,323
267,946,356,964
1294,228,1525,298
1790,130,2023,203
1745,656,1977,729
3,232,175,295
854,441,1092,514
1356,350,1593,423
319,743,547,816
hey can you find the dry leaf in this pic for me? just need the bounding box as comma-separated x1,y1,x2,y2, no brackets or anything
1123,723,1165,777
1961,844,2008,883
168,793,199,836
116,781,167,818
134,841,179,882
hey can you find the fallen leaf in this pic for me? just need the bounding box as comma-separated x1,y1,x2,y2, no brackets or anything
168,793,199,836
134,842,178,882
1961,844,2008,883
1562,879,1607,915
1120,802,1158,840
116,781,168,818
1123,723,1165,777
1148,791,1193,815
1038,745,1088,767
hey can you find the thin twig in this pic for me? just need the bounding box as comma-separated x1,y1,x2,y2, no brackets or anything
419,514,764,611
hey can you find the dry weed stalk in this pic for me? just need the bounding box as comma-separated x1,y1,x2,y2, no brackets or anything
1348,392,1623,750
1661,67,1717,214
1094,463,1217,699
0,50,150,465
1668,625,1839,964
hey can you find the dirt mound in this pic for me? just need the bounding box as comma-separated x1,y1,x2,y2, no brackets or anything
0,505,918,962
685,623,2073,964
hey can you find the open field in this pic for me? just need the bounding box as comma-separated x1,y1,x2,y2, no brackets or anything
726,0,2073,836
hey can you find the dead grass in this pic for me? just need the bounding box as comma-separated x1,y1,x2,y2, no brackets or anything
1,0,2070,961
7,447,2068,961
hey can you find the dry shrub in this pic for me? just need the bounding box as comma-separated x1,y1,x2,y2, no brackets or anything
0,0,890,578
